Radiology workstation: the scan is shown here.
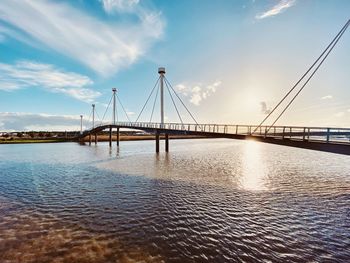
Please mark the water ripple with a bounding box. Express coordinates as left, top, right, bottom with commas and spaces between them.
0, 139, 349, 262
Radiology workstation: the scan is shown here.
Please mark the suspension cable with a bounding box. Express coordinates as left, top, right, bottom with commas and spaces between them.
266, 20, 349, 132
165, 79, 183, 124
117, 94, 132, 122
135, 76, 161, 123
100, 95, 113, 126
253, 19, 350, 133
164, 77, 201, 128
149, 79, 160, 123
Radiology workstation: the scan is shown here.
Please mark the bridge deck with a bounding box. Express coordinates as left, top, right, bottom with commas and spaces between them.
80, 122, 350, 155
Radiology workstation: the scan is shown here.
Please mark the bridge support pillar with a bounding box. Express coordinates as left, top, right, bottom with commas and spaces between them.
165, 134, 169, 152
117, 127, 120, 147
89, 134, 91, 145
155, 132, 160, 153
109, 127, 112, 147
95, 133, 97, 144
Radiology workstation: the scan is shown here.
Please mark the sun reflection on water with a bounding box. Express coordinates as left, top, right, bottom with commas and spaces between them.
240, 140, 268, 191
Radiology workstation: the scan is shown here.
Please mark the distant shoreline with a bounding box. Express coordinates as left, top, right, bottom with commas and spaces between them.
0, 135, 205, 144
0, 139, 70, 144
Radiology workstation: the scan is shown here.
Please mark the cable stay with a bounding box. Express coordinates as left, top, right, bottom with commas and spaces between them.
164, 77, 201, 129
117, 94, 131, 123
115, 97, 119, 123
100, 95, 113, 126
253, 19, 350, 134
164, 79, 183, 125
95, 110, 102, 124
133, 72, 200, 129
87, 109, 92, 128
135, 76, 161, 123
149, 80, 160, 123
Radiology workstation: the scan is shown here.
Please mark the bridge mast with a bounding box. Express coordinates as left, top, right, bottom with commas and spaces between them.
80, 115, 83, 134
92, 104, 95, 128
158, 67, 165, 126
112, 88, 117, 125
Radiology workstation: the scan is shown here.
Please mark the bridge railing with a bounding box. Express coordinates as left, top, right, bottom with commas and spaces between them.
261, 126, 350, 144
92, 122, 350, 145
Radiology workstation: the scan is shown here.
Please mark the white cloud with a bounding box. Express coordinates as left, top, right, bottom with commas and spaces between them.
321, 95, 333, 100
256, 0, 296, 19
0, 0, 164, 76
192, 86, 201, 93
100, 0, 140, 13
176, 81, 221, 106
260, 101, 271, 114
190, 93, 202, 106
176, 84, 186, 91
0, 112, 90, 131
334, 112, 345, 118
0, 60, 100, 102
98, 103, 110, 108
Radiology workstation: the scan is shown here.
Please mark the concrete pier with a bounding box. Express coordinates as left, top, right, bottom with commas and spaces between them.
109, 126, 112, 147
165, 134, 169, 152
117, 127, 120, 147
155, 132, 160, 153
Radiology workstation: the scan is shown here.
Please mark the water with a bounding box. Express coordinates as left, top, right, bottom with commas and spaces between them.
0, 139, 349, 262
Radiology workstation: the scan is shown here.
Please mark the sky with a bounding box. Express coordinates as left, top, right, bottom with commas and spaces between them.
0, 0, 349, 131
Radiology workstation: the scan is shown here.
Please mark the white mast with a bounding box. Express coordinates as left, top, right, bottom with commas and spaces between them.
92, 104, 95, 128
158, 67, 165, 126
112, 88, 117, 125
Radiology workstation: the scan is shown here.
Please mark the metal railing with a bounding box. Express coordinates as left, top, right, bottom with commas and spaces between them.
86, 122, 350, 145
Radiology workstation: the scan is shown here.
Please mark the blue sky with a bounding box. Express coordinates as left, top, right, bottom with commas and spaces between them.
0, 0, 349, 131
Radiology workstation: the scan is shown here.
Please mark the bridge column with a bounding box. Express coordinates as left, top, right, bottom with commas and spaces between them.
117, 127, 120, 147
80, 115, 83, 135
158, 67, 165, 128
109, 126, 112, 147
89, 134, 91, 145
165, 133, 169, 152
155, 131, 160, 153
95, 133, 97, 144
326, 128, 330, 142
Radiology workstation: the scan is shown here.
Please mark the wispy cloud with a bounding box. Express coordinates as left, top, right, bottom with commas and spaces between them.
260, 101, 271, 114
0, 112, 88, 131
256, 0, 296, 19
321, 95, 333, 100
176, 81, 221, 106
100, 0, 140, 13
0, 60, 100, 102
0, 0, 164, 76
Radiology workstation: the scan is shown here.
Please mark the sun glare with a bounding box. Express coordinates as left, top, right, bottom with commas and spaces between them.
240, 140, 268, 191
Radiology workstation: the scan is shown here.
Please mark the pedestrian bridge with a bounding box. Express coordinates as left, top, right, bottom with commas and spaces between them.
78, 20, 350, 155
79, 122, 350, 155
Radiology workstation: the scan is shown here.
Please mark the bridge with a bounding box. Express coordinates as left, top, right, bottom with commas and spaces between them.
78, 20, 350, 155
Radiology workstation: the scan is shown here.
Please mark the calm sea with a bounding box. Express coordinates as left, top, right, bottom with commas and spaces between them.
0, 139, 349, 262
